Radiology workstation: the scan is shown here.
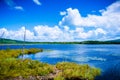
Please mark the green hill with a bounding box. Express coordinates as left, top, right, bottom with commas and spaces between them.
0, 38, 25, 44
0, 38, 120, 44
109, 39, 120, 42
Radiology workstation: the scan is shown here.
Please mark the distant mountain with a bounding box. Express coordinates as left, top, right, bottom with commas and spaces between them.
0, 38, 24, 44
108, 39, 120, 42
0, 38, 120, 44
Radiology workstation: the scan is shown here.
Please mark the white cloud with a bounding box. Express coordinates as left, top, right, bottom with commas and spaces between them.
72, 28, 93, 39
33, 0, 41, 5
59, 1, 120, 40
4, 0, 24, 11
0, 27, 34, 41
102, 1, 120, 15
33, 25, 73, 41
59, 8, 82, 26
1, 1, 120, 41
59, 1, 120, 28
60, 11, 66, 16
0, 28, 7, 38
14, 6, 24, 11
64, 26, 69, 31
0, 26, 73, 42
94, 28, 107, 36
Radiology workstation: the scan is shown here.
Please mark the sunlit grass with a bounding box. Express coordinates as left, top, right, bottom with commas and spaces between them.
0, 58, 53, 79
55, 62, 101, 80
0, 49, 101, 80
0, 48, 43, 59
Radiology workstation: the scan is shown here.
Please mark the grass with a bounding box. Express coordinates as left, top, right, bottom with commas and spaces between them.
55, 62, 101, 80
0, 59, 53, 79
0, 48, 101, 80
0, 48, 43, 59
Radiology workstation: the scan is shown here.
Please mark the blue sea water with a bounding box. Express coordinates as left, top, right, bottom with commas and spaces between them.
0, 44, 120, 79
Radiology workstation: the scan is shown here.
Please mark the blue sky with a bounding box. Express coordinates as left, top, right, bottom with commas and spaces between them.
0, 0, 120, 41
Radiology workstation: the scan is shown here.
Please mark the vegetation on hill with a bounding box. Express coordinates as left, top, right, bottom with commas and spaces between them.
0, 48, 101, 80
0, 38, 120, 44
0, 38, 24, 44
80, 41, 120, 44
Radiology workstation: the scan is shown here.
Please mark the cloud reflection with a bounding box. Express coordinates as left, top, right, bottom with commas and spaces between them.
73, 56, 106, 62
33, 50, 106, 63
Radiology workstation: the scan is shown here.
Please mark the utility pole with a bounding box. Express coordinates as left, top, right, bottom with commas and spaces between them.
22, 28, 26, 60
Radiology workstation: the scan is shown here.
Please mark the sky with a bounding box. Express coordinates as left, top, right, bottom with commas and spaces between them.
0, 0, 120, 42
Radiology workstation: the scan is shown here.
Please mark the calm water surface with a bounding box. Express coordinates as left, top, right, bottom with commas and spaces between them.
1, 44, 120, 75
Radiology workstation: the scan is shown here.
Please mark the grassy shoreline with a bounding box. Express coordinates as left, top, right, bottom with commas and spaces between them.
0, 48, 101, 80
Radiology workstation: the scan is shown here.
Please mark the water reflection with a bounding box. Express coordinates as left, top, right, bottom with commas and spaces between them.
20, 48, 108, 66
5, 44, 117, 72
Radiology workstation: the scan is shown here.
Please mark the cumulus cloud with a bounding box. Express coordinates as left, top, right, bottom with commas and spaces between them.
59, 1, 120, 28
0, 28, 7, 38
94, 28, 106, 36
0, 26, 72, 42
59, 1, 120, 40
75, 28, 93, 39
33, 25, 73, 41
1, 1, 120, 41
60, 11, 66, 16
0, 27, 34, 41
34, 25, 62, 41
33, 0, 41, 5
